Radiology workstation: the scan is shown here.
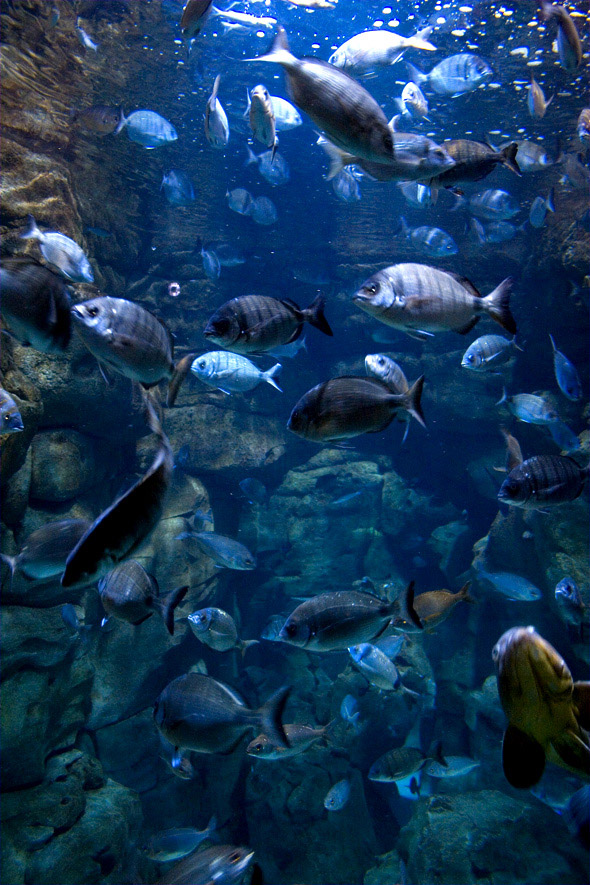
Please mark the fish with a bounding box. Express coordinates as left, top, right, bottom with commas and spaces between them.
287, 375, 425, 442
249, 85, 278, 158
239, 478, 267, 505
464, 674, 504, 733
279, 0, 336, 8
115, 110, 177, 148
0, 388, 24, 434
188, 607, 259, 654
549, 335, 582, 401
555, 577, 588, 635
469, 189, 519, 221
61, 394, 173, 587
548, 420, 581, 454
528, 76, 553, 119
278, 582, 422, 652
529, 189, 555, 228
204, 293, 332, 354
244, 92, 302, 131
406, 54, 492, 96
71, 296, 195, 406
538, 1, 583, 69
318, 131, 454, 183
250, 196, 278, 226
247, 722, 332, 760
60, 604, 93, 647
430, 140, 521, 191
397, 181, 433, 208
353, 264, 515, 338
179, 0, 214, 39
374, 635, 405, 659
163, 748, 196, 781
204, 75, 229, 148
497, 390, 559, 425
498, 455, 589, 509
226, 188, 253, 216
509, 140, 556, 172
212, 7, 277, 29
563, 786, 590, 850
1, 519, 90, 586
201, 245, 221, 281
492, 625, 590, 788
98, 560, 188, 635
324, 779, 351, 811
328, 28, 436, 75
249, 27, 396, 167
369, 742, 446, 782
364, 354, 409, 396
156, 844, 254, 885
423, 756, 480, 778
145, 819, 216, 862
20, 216, 93, 283
577, 108, 590, 147
399, 218, 458, 258
340, 695, 361, 732
177, 530, 256, 570
153, 671, 289, 754
215, 243, 246, 267
72, 105, 123, 134
348, 643, 418, 696
474, 563, 542, 602
332, 169, 361, 203
474, 221, 521, 244
399, 81, 429, 119
75, 19, 98, 51
461, 335, 520, 372
245, 147, 290, 186
261, 614, 287, 642
498, 426, 524, 473
413, 582, 473, 628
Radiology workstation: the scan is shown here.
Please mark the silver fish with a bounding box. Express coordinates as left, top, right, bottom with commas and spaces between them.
269, 95, 301, 130
364, 354, 411, 440
0, 388, 24, 434
332, 168, 361, 203
188, 607, 258, 654
191, 351, 282, 394
527, 76, 553, 119
549, 335, 582, 400
1, 519, 90, 585
329, 28, 436, 75
423, 756, 480, 778
324, 778, 351, 811
249, 84, 277, 157
98, 560, 187, 635
201, 245, 221, 281
75, 19, 99, 51
226, 188, 253, 216
205, 75, 229, 148
348, 643, 415, 694
250, 196, 278, 226
469, 189, 519, 221
474, 562, 542, 602
247, 722, 331, 760
399, 218, 457, 258
177, 530, 256, 570
461, 335, 519, 372
115, 110, 177, 148
145, 818, 216, 863
539, 1, 582, 70
20, 216, 93, 283
340, 695, 361, 732
161, 170, 195, 206
397, 181, 433, 208
245, 147, 290, 186
509, 140, 555, 173
399, 81, 429, 119
555, 577, 587, 633
497, 390, 559, 425
407, 54, 492, 96
529, 189, 555, 228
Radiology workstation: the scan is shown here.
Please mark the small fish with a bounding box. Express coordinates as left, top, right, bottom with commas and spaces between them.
201, 245, 220, 281
529, 189, 555, 229
577, 108, 590, 148
548, 420, 581, 453
244, 92, 302, 131
499, 426, 524, 472
156, 845, 254, 885
226, 188, 253, 216
1, 519, 90, 586
165, 749, 196, 781
340, 695, 361, 732
245, 147, 290, 186
153, 671, 289, 753
145, 818, 217, 862
497, 390, 559, 425
161, 170, 195, 206
332, 169, 361, 203
475, 562, 542, 602
180, 0, 214, 39
250, 196, 278, 226
364, 355, 408, 397
60, 604, 93, 647
498, 454, 589, 510
423, 756, 480, 778
471, 220, 521, 245
0, 388, 24, 434
399, 81, 429, 119
348, 643, 418, 696
461, 335, 520, 372
215, 243, 246, 267
469, 190, 519, 221
527, 76, 553, 119
549, 335, 582, 401
205, 75, 229, 149
188, 607, 258, 654
72, 105, 123, 134
369, 742, 446, 782
329, 28, 436, 75
539, 1, 583, 69
20, 215, 93, 283
261, 614, 286, 642
177, 530, 256, 570
399, 218, 458, 258
75, 19, 99, 51
249, 85, 278, 158
555, 577, 587, 634
247, 722, 332, 760
115, 110, 177, 149
413, 582, 473, 628
374, 635, 405, 659
98, 561, 188, 635
563, 786, 590, 849
84, 226, 112, 238
191, 351, 281, 394
212, 7, 277, 29
406, 54, 492, 96
239, 478, 267, 505
279, 0, 336, 8
324, 779, 351, 811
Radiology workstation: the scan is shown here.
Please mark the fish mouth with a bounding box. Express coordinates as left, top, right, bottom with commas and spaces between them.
352, 292, 368, 303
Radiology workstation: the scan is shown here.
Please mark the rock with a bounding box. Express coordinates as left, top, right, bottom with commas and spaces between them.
428, 519, 471, 580
29, 429, 105, 502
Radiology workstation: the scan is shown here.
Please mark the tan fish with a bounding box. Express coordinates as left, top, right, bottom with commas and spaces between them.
496, 426, 523, 473
527, 76, 553, 119
249, 84, 278, 159
493, 626, 590, 787
247, 722, 333, 759
413, 582, 474, 630
72, 105, 123, 134
369, 742, 446, 782
99, 560, 188, 635
538, 1, 583, 69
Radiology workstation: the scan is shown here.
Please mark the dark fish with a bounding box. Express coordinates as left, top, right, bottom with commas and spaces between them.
563, 786, 590, 849
204, 293, 332, 354
145, 818, 216, 862
539, 1, 583, 69
180, 0, 214, 38
61, 394, 173, 587
431, 140, 521, 191
98, 560, 187, 635
156, 845, 254, 885
278, 582, 422, 652
72, 105, 123, 135
287, 375, 425, 442
153, 672, 290, 753
319, 130, 454, 183
0, 257, 72, 352
250, 27, 396, 166
1, 519, 91, 586
239, 478, 267, 505
177, 531, 256, 570
498, 455, 588, 510
71, 296, 195, 406
369, 742, 446, 782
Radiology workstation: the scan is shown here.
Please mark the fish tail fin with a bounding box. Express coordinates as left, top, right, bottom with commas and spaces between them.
0, 554, 17, 592
430, 740, 447, 767
401, 418, 410, 445
414, 24, 435, 45
114, 108, 127, 134
271, 135, 278, 163
402, 375, 426, 429
168, 352, 197, 407
245, 145, 257, 165
500, 142, 521, 176
323, 718, 339, 743
248, 25, 294, 66
160, 584, 189, 636
304, 294, 333, 336
496, 387, 508, 407
263, 363, 282, 392
537, 0, 554, 22
243, 88, 251, 119
405, 61, 427, 86
399, 215, 410, 238
238, 638, 260, 658
258, 685, 291, 748
546, 187, 555, 213
549, 333, 557, 353
211, 74, 221, 102
317, 135, 348, 180
458, 581, 476, 603
395, 580, 423, 631
408, 32, 436, 52
482, 277, 516, 335
204, 815, 217, 841
21, 214, 42, 240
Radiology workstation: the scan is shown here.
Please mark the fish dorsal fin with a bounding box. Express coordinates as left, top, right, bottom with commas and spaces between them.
445, 271, 481, 298
214, 679, 248, 708
552, 731, 590, 777
281, 297, 302, 313
502, 724, 545, 788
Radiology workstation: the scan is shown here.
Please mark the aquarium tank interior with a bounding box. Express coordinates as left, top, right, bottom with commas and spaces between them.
1, 0, 589, 883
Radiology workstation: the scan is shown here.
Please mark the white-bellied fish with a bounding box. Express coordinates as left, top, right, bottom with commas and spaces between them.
474, 562, 542, 602
188, 607, 258, 654
497, 390, 559, 425
498, 455, 589, 509
249, 85, 278, 158
0, 388, 24, 434
324, 778, 350, 811
245, 147, 290, 186
399, 218, 458, 258
399, 81, 429, 119
205, 75, 229, 148
1, 519, 91, 586
340, 694, 361, 732
144, 818, 216, 863
348, 643, 418, 696
191, 351, 281, 394
461, 335, 520, 372
75, 19, 99, 51
529, 189, 555, 228
469, 190, 519, 221
201, 244, 220, 281
528, 76, 553, 119
176, 530, 256, 570
226, 188, 253, 216
98, 560, 188, 635
161, 170, 195, 206
549, 335, 582, 400
247, 721, 333, 760
397, 181, 433, 208
406, 53, 492, 96
115, 110, 177, 148
328, 28, 436, 75
20, 216, 93, 283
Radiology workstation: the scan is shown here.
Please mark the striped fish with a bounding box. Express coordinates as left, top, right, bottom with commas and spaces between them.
498, 455, 589, 509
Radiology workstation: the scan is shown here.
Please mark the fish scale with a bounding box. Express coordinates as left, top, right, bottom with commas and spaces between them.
499, 455, 589, 509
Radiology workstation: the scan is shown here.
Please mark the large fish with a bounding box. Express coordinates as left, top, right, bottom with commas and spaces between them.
1, 519, 91, 586
498, 455, 588, 510
407, 53, 492, 96
430, 140, 520, 191
493, 626, 590, 787
278, 583, 423, 652
180, 0, 215, 39
0, 257, 71, 352
98, 560, 188, 635
156, 845, 254, 885
249, 27, 396, 166
61, 394, 173, 587
353, 264, 515, 338
318, 131, 454, 183
287, 375, 425, 442
71, 296, 195, 406
153, 672, 290, 753
20, 216, 94, 283
328, 28, 436, 75
204, 293, 332, 354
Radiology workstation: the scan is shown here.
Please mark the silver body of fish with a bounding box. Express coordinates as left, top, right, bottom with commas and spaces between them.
115, 110, 177, 148
0, 387, 24, 434
461, 335, 519, 372
328, 28, 436, 75
191, 351, 282, 393
205, 75, 229, 148
179, 530, 257, 570
20, 216, 93, 283
249, 84, 278, 155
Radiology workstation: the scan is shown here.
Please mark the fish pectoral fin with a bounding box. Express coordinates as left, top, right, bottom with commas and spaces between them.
502, 724, 545, 788
131, 613, 153, 626
97, 362, 116, 387
572, 681, 590, 729
405, 329, 434, 341
454, 318, 479, 335
215, 368, 241, 381
111, 333, 137, 349
552, 731, 590, 778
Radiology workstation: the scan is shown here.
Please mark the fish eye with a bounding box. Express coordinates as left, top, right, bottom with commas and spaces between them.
365, 282, 379, 295
492, 645, 500, 662
198, 360, 206, 369
466, 354, 475, 364
502, 479, 519, 497
284, 622, 298, 637
229, 852, 242, 864
251, 742, 264, 754
87, 306, 99, 317
377, 356, 386, 366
